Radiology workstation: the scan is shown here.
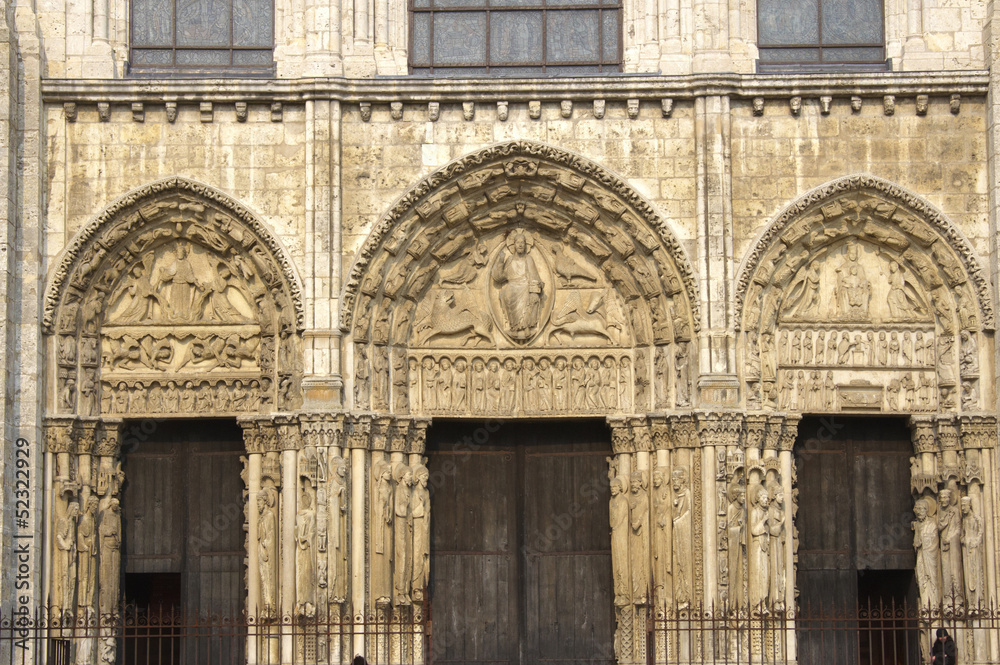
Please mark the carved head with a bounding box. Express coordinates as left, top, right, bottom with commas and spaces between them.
393, 463, 413, 486
455, 359, 467, 372
538, 358, 550, 370
522, 358, 534, 371
555, 358, 567, 370
473, 358, 485, 371
589, 358, 600, 369
961, 496, 972, 514
939, 488, 953, 507
754, 485, 769, 507
572, 357, 584, 369
414, 465, 429, 487
503, 358, 515, 370
652, 468, 664, 488
671, 468, 688, 491
488, 359, 500, 371
422, 357, 434, 370
610, 477, 625, 496
630, 471, 645, 493
440, 358, 452, 371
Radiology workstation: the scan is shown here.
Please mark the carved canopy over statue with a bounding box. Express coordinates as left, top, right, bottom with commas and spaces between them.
737, 176, 993, 414
44, 178, 306, 417
342, 141, 700, 417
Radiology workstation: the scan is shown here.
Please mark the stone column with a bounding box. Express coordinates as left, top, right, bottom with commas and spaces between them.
910, 416, 942, 611
346, 416, 371, 658
607, 418, 638, 665
44, 418, 76, 623
960, 415, 996, 663
240, 419, 264, 665
94, 421, 123, 665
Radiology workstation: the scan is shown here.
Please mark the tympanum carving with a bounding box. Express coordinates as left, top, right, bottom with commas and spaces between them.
344, 142, 698, 417
740, 181, 991, 415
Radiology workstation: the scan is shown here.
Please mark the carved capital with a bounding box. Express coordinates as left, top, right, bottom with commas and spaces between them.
743, 413, 768, 451
667, 414, 698, 448
74, 420, 99, 455
408, 419, 430, 454
649, 417, 672, 451
696, 412, 742, 447
276, 418, 302, 451
44, 418, 76, 454
629, 418, 652, 453
910, 416, 938, 454
960, 415, 997, 450
95, 421, 123, 457
240, 419, 266, 454
346, 416, 372, 449
370, 417, 391, 452
763, 416, 785, 452
609, 418, 634, 454
936, 416, 959, 451
778, 415, 801, 452
389, 420, 411, 453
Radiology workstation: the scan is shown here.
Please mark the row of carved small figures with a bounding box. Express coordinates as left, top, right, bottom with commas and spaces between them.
405, 355, 634, 413
100, 378, 274, 414
769, 329, 939, 369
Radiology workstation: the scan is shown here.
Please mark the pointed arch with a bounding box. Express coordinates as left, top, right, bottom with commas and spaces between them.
44, 177, 305, 417
736, 175, 993, 332
735, 175, 993, 414
340, 140, 701, 417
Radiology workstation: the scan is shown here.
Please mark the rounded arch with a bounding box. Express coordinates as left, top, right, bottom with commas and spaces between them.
735, 175, 993, 414
735, 175, 993, 332
340, 140, 701, 417
45, 177, 306, 418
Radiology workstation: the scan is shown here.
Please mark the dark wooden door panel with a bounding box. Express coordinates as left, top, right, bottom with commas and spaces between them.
429, 421, 613, 665
122, 420, 245, 617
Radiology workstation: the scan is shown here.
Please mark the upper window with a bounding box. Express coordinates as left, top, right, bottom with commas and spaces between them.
410, 0, 621, 76
757, 0, 885, 68
130, 0, 274, 76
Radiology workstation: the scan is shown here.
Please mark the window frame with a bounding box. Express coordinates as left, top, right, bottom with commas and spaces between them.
128, 0, 275, 78
756, 0, 888, 70
408, 0, 623, 76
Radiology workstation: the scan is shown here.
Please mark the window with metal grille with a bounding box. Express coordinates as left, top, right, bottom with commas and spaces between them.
130, 0, 274, 76
757, 0, 886, 69
409, 0, 622, 76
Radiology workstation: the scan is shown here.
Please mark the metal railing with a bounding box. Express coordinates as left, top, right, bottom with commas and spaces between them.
2, 600, 997, 665
0, 605, 428, 665
647, 598, 999, 665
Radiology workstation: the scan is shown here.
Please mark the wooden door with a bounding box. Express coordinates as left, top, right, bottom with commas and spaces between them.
122, 419, 245, 617
794, 417, 916, 665
429, 421, 614, 665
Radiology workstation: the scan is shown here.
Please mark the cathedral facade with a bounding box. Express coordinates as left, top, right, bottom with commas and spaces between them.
2, 0, 1000, 662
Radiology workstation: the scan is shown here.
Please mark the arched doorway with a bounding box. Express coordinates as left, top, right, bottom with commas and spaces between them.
42, 177, 304, 630
342, 140, 700, 664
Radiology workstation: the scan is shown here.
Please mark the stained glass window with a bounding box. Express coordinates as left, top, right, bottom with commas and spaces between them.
410, 0, 621, 75
130, 0, 274, 75
757, 0, 885, 67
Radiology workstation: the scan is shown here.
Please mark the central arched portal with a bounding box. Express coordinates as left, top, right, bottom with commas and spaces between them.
343, 141, 701, 665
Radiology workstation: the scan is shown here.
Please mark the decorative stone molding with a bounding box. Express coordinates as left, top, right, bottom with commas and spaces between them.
960, 415, 997, 449
696, 412, 742, 447
341, 141, 699, 419
736, 176, 993, 332
910, 416, 938, 454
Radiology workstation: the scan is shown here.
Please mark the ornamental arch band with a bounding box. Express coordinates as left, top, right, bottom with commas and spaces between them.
34, 139, 1000, 665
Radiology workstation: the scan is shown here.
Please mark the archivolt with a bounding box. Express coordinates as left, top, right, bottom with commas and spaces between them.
43, 177, 305, 334
340, 140, 700, 338
735, 175, 994, 332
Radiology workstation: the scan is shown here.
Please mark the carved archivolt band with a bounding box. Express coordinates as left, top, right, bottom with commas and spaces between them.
735, 175, 993, 331
45, 178, 306, 417
340, 140, 700, 336
737, 178, 991, 414
44, 177, 305, 332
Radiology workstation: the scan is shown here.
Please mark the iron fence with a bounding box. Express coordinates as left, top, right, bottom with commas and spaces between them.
648, 599, 1000, 665
0, 605, 428, 665
1, 600, 998, 665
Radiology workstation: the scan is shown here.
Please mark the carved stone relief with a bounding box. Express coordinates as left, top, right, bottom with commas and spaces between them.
343, 142, 698, 418
45, 181, 304, 420
740, 184, 991, 415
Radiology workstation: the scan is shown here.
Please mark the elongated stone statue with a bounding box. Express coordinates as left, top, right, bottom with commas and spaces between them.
671, 468, 692, 609
411, 465, 430, 601
610, 476, 631, 606
628, 471, 650, 605
393, 464, 414, 606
